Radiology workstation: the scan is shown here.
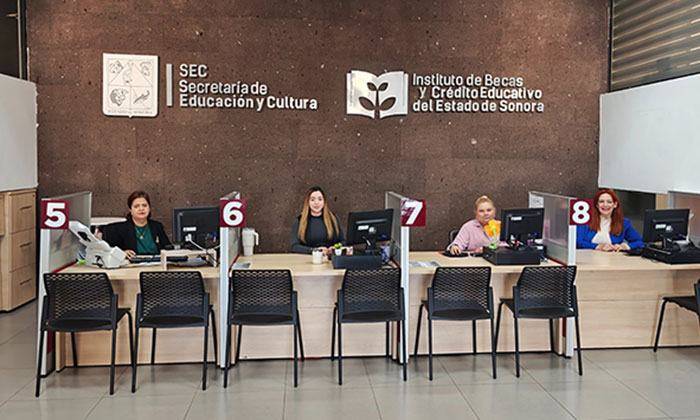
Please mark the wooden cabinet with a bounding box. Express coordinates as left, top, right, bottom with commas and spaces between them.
0, 189, 36, 311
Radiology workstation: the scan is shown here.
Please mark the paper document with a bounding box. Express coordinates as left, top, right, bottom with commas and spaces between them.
233, 262, 251, 269
409, 261, 441, 268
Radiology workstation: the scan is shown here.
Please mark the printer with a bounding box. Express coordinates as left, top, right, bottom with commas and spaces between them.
69, 221, 127, 269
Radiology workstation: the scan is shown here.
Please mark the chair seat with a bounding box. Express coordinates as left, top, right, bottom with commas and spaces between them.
46, 307, 131, 331
432, 308, 490, 320
231, 314, 294, 325
665, 296, 698, 313
501, 298, 574, 318
341, 310, 402, 323
140, 315, 205, 328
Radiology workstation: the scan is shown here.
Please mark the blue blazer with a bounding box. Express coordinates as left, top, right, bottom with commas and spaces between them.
576, 218, 644, 250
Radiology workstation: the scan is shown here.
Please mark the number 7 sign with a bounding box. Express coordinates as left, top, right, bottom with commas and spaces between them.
401, 199, 426, 227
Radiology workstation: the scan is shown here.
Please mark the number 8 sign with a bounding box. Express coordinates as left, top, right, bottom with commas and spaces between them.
220, 199, 246, 228
569, 199, 593, 226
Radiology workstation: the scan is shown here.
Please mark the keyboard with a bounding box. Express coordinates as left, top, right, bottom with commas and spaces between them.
129, 255, 188, 264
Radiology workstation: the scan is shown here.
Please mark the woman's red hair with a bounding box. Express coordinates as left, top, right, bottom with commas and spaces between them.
589, 189, 624, 235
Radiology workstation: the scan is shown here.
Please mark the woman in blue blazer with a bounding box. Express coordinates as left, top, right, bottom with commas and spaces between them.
577, 189, 644, 251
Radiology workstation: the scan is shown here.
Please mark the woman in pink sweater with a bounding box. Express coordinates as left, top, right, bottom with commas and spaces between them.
447, 195, 499, 255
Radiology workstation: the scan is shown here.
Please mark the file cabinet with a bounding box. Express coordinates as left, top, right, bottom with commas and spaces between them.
0, 189, 36, 311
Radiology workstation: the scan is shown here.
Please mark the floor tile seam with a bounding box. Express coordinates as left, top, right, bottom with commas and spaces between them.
80, 395, 104, 420
282, 358, 289, 420
526, 368, 580, 420
180, 390, 199, 420
437, 356, 483, 420
362, 356, 388, 420
612, 373, 675, 419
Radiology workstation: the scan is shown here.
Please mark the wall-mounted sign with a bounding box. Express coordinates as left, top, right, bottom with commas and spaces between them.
103, 53, 158, 117
346, 71, 408, 119
346, 69, 545, 118
220, 199, 246, 228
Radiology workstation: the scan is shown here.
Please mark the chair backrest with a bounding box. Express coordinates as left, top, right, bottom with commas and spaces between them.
139, 271, 205, 318
449, 229, 459, 244
695, 279, 700, 312
341, 268, 401, 314
230, 269, 293, 316
43, 272, 114, 324
431, 266, 491, 312
516, 266, 577, 310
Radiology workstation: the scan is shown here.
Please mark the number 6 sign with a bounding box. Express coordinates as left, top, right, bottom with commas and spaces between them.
569, 199, 593, 225
40, 200, 70, 229
401, 199, 426, 227
220, 199, 246, 228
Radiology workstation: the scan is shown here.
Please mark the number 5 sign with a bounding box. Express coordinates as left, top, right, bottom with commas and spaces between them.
401, 199, 426, 227
570, 199, 593, 225
220, 199, 246, 228
40, 200, 70, 229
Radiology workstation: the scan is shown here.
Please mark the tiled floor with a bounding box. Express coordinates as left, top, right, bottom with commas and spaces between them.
2, 302, 700, 420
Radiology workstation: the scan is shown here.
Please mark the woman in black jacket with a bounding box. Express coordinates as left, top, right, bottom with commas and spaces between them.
104, 190, 171, 258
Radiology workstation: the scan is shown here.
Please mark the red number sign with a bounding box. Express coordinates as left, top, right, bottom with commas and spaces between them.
41, 200, 70, 229
220, 199, 246, 228
401, 199, 426, 227
570, 199, 593, 225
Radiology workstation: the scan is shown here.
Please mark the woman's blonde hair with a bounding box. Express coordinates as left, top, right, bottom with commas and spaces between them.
474, 195, 495, 211
298, 186, 340, 243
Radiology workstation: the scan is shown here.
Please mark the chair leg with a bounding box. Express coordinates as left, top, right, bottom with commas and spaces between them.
653, 300, 669, 352
293, 322, 299, 388
131, 325, 140, 393
514, 314, 520, 378
70, 332, 78, 368
574, 314, 583, 376
402, 319, 407, 382
210, 308, 218, 365
126, 312, 134, 368
494, 301, 504, 351
428, 314, 434, 381
202, 324, 208, 391
150, 328, 157, 365
490, 315, 497, 380
386, 321, 391, 358
414, 303, 424, 357
235, 326, 243, 365
109, 327, 117, 395
549, 319, 555, 353
35, 330, 45, 397
297, 310, 305, 362
330, 306, 337, 361
472, 320, 477, 355
337, 318, 343, 385
224, 324, 231, 388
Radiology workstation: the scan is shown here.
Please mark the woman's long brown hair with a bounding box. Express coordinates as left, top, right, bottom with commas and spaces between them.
297, 186, 340, 243
589, 189, 624, 236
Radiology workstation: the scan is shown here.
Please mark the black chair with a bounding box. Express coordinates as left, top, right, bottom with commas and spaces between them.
495, 266, 582, 377
449, 229, 459, 245
413, 266, 496, 380
36, 273, 134, 397
224, 269, 304, 388
132, 271, 214, 392
653, 279, 700, 352
331, 268, 406, 385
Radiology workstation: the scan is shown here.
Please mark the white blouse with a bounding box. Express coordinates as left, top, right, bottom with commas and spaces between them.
591, 217, 612, 244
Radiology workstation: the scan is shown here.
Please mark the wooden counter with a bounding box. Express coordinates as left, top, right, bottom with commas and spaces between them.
56, 264, 220, 369
57, 250, 700, 367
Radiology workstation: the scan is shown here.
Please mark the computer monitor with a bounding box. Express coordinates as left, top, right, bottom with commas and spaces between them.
346, 209, 394, 252
642, 209, 689, 244
172, 206, 219, 248
499, 208, 544, 249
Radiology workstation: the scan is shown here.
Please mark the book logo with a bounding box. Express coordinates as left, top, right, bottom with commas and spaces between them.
346, 70, 408, 119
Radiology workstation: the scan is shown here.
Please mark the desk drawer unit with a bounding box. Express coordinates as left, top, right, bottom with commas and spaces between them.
9, 191, 35, 234
0, 188, 37, 311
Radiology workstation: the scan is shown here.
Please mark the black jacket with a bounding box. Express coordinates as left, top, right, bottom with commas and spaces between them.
103, 219, 171, 254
